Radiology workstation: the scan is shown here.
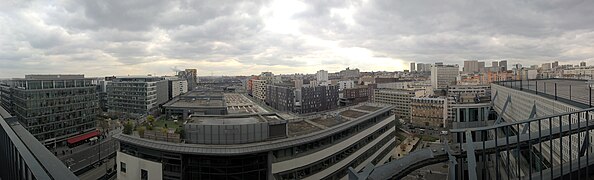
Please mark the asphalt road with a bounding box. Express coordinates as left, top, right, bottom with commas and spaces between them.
60, 137, 118, 173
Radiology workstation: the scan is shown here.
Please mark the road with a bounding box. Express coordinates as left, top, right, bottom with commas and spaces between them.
59, 129, 120, 174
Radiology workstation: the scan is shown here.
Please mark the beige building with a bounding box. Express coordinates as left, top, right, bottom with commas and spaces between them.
252, 80, 267, 101
373, 88, 426, 121
410, 97, 448, 128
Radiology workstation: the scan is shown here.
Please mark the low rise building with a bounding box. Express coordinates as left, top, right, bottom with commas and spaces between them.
162, 91, 227, 120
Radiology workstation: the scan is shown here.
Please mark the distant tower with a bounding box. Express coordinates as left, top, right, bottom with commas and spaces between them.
410, 62, 416, 72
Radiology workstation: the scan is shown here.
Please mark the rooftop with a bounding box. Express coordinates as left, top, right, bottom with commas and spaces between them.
183, 91, 224, 98
113, 103, 394, 154
495, 78, 593, 109
164, 98, 225, 108
188, 113, 284, 124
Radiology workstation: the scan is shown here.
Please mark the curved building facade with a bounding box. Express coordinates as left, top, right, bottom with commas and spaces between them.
115, 103, 396, 180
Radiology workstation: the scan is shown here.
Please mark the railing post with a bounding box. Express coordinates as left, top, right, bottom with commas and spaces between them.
554, 83, 557, 100
590, 86, 592, 108
569, 85, 572, 100
534, 80, 538, 94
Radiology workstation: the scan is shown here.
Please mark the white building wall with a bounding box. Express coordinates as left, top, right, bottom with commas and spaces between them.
117, 152, 163, 180
171, 80, 188, 97
338, 80, 354, 90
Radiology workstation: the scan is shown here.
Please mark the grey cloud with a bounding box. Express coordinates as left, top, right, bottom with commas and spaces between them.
2, 0, 594, 78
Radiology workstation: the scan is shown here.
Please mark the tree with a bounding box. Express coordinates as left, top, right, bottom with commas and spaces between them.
175, 127, 185, 139
123, 121, 134, 135
147, 115, 155, 125
137, 126, 146, 137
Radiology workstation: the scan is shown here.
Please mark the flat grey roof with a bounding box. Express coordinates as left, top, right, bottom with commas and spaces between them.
189, 113, 284, 124
164, 98, 225, 108
114, 104, 394, 155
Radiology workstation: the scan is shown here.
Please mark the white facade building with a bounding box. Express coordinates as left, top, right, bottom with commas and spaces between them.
338, 80, 354, 90
316, 70, 329, 86
171, 80, 188, 98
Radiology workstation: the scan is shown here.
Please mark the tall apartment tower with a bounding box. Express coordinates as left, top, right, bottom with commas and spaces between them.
107, 76, 165, 115
410, 62, 416, 71
316, 70, 329, 86
463, 60, 479, 73
552, 61, 559, 69
1, 75, 98, 146
431, 64, 460, 90
581, 62, 587, 67
478, 61, 486, 72
491, 61, 501, 72
499, 60, 508, 71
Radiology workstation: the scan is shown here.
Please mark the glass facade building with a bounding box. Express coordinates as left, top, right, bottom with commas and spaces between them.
4, 75, 98, 146
107, 76, 164, 115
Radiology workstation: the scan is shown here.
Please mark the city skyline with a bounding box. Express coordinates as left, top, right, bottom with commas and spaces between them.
2, 0, 594, 78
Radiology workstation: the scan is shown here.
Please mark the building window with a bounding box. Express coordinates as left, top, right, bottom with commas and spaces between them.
141, 169, 148, 180
120, 162, 126, 173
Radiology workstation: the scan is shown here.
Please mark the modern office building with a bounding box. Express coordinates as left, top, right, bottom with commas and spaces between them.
581, 61, 587, 67
95, 77, 111, 112
114, 103, 396, 180
0, 75, 98, 146
373, 88, 426, 121
410, 97, 448, 128
266, 83, 339, 114
0, 106, 78, 180
410, 62, 415, 71
431, 64, 460, 90
107, 76, 165, 115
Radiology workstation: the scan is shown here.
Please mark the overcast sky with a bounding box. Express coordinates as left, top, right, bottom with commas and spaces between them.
1, 0, 594, 78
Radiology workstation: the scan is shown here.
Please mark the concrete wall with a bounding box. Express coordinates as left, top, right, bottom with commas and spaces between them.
117, 152, 163, 180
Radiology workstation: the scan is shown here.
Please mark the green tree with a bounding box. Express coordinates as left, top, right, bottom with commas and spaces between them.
137, 126, 146, 137
147, 115, 155, 125
175, 127, 185, 139
123, 121, 134, 135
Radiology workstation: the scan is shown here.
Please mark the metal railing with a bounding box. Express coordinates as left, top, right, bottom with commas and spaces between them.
451, 107, 594, 180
